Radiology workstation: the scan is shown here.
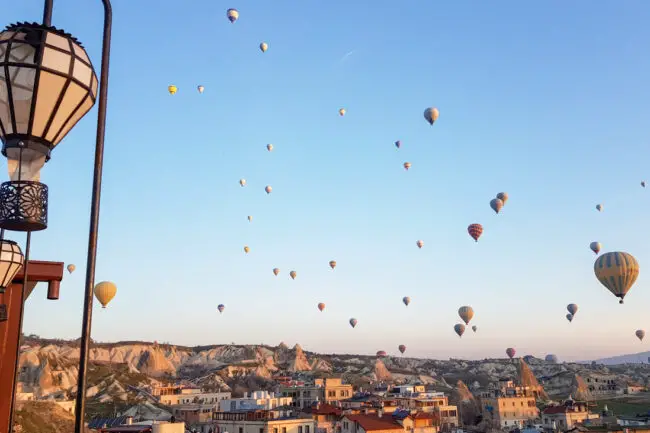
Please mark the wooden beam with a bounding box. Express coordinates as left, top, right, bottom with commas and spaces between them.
0, 260, 64, 433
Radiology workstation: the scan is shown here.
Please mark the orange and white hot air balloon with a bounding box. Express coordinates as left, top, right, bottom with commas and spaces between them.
260, 42, 268, 53
318, 303, 325, 312
265, 185, 272, 194
339, 108, 346, 116
67, 264, 76, 274
404, 162, 411, 171
94, 281, 117, 309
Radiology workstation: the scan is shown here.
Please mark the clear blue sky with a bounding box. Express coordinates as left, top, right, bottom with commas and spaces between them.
6, 0, 650, 361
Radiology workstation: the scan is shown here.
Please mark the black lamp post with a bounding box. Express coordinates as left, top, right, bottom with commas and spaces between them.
0, 1, 112, 432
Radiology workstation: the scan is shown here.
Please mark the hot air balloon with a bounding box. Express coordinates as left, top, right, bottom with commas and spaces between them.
260, 42, 268, 53
404, 162, 411, 171
472, 325, 477, 333
416, 240, 424, 249
454, 324, 466, 337
329, 260, 337, 269
217, 304, 225, 313
349, 318, 357, 328
244, 246, 250, 254
506, 348, 516, 359
567, 304, 578, 315
398, 344, 406, 354
227, 8, 239, 23
490, 198, 503, 214
497, 192, 509, 205
273, 268, 280, 276
468, 224, 483, 242
376, 350, 387, 357
168, 85, 177, 95
395, 140, 401, 149
240, 179, 246, 187
265, 185, 272, 194
545, 354, 558, 363
424, 107, 439, 125
339, 108, 346, 116
590, 242, 602, 254
290, 270, 297, 280
197, 85, 205, 94
318, 303, 325, 312
93, 281, 116, 309
566, 313, 574, 323
636, 329, 645, 341
458, 306, 474, 325
594, 252, 640, 304
267, 144, 273, 152
67, 264, 76, 274
596, 204, 603, 212
402, 296, 411, 306
248, 215, 252, 222
642, 181, 646, 188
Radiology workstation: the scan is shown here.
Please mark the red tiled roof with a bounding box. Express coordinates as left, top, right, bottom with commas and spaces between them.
309, 404, 343, 416
344, 414, 403, 431
543, 406, 569, 415
413, 412, 436, 420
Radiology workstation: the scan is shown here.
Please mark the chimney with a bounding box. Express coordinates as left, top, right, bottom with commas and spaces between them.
378, 410, 383, 418
125, 416, 133, 425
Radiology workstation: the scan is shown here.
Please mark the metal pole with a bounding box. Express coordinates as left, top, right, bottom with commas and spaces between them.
42, 0, 53, 26
73, 1, 112, 432
7, 231, 31, 432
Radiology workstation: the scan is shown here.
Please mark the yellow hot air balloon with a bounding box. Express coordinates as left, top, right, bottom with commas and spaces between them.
594, 252, 640, 304
168, 85, 177, 95
93, 281, 117, 309
458, 306, 474, 325
260, 42, 268, 53
197, 85, 205, 94
244, 246, 250, 254
240, 179, 246, 187
67, 264, 76, 274
339, 108, 346, 116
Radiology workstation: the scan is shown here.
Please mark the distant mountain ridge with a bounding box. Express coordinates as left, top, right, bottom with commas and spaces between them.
592, 351, 650, 365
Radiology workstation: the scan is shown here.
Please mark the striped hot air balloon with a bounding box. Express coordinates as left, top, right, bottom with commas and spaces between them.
506, 348, 516, 359
458, 306, 474, 325
468, 224, 483, 242
594, 252, 639, 304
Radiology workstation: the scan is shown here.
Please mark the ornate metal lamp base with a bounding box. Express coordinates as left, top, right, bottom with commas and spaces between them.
0, 181, 48, 231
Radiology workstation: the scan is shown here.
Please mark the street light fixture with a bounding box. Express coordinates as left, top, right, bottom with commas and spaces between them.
0, 1, 113, 433
0, 240, 24, 292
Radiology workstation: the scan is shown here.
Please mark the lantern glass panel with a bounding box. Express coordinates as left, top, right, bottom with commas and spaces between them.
31, 71, 66, 137
45, 82, 86, 144
7, 65, 36, 134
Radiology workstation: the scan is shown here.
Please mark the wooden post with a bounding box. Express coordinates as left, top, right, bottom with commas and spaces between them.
0, 261, 64, 433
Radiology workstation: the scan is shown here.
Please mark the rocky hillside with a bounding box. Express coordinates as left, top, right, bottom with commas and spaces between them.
17, 337, 650, 420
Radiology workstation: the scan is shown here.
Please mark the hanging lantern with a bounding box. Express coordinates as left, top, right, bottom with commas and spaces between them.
0, 239, 24, 293
0, 23, 98, 231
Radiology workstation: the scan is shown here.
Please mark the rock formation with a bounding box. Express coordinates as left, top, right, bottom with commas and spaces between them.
571, 374, 593, 401
287, 344, 312, 372
518, 358, 548, 400
374, 358, 392, 381
450, 380, 481, 425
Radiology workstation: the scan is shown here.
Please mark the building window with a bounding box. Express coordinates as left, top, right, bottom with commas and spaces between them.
260, 429, 264, 433
306, 426, 310, 433
343, 422, 349, 429
299, 427, 303, 433
283, 428, 287, 433
274, 429, 278, 433
239, 428, 243, 433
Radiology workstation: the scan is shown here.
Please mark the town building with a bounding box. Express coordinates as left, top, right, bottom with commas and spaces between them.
582, 374, 623, 396
220, 391, 294, 412
302, 402, 343, 433
478, 379, 539, 428
541, 397, 600, 430
152, 385, 231, 406
340, 411, 438, 433
212, 408, 315, 433
280, 378, 353, 409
